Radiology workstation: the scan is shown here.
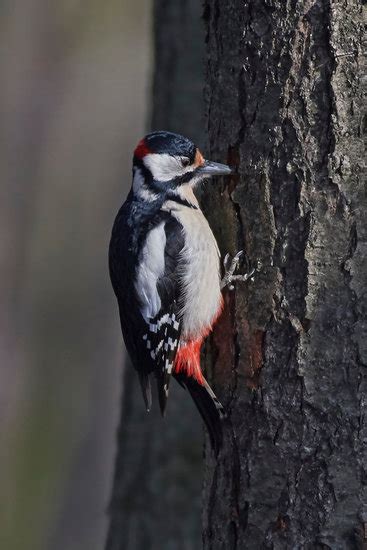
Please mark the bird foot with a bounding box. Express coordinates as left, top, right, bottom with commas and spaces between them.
220, 251, 262, 290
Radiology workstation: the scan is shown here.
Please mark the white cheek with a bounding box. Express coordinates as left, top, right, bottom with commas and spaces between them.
143, 153, 194, 182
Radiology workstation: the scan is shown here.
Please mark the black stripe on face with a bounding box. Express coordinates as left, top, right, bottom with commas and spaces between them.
132, 157, 200, 206
166, 193, 198, 210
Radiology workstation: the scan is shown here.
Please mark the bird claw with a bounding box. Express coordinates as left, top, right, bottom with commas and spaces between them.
220, 252, 262, 290
223, 253, 231, 272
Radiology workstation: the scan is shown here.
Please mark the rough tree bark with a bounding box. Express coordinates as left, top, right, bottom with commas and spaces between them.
202, 1, 366, 549
105, 2, 206, 549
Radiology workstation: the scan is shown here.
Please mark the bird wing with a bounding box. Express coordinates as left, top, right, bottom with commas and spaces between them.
134, 214, 185, 414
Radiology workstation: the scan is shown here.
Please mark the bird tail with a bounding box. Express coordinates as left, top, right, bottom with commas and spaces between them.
175, 373, 225, 456
138, 371, 152, 412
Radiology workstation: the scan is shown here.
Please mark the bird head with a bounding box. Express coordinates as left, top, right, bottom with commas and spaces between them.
132, 131, 232, 201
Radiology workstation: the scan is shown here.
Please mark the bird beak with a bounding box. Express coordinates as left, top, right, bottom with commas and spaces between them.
197, 160, 233, 177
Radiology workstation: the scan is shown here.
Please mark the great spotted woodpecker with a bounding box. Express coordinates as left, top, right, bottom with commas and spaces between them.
109, 131, 251, 454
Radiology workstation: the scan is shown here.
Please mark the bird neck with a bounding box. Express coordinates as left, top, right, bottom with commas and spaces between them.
171, 185, 199, 209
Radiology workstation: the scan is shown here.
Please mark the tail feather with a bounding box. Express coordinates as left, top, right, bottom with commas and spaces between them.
138, 372, 152, 412
156, 370, 171, 416
175, 373, 225, 455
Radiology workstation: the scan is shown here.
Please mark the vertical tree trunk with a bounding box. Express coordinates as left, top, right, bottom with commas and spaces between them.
105, 2, 206, 549
202, 1, 365, 549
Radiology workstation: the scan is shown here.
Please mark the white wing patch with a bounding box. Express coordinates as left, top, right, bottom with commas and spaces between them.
134, 222, 166, 321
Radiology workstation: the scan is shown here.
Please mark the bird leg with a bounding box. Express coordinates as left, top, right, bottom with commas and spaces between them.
220, 251, 262, 290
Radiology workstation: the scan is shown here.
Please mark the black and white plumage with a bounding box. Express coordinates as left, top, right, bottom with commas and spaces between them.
109, 131, 233, 454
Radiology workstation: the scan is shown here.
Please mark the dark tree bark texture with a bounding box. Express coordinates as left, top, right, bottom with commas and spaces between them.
105, 2, 206, 549
202, 1, 366, 549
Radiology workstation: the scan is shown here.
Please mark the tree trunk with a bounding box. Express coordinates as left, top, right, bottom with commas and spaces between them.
202, 1, 366, 549
105, 2, 206, 549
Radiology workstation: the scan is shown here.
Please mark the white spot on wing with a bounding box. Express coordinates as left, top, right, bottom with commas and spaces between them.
165, 359, 173, 374
156, 340, 164, 353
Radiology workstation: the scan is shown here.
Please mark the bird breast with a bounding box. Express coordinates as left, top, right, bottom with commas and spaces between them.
163, 200, 222, 340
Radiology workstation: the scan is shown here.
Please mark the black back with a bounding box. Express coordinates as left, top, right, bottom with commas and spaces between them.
109, 190, 185, 376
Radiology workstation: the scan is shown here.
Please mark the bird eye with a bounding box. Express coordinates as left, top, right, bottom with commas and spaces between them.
181, 157, 190, 167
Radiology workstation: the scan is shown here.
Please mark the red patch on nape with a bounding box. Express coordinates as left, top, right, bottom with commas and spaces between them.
134, 138, 151, 159
174, 338, 204, 384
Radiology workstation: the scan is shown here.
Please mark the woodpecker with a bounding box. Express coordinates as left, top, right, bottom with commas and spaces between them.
109, 131, 250, 454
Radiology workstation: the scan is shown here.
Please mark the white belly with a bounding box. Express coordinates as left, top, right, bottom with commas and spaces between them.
164, 200, 222, 339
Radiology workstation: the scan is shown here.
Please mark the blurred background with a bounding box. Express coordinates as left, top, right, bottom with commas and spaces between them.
0, 1, 152, 549
1, 0, 208, 548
